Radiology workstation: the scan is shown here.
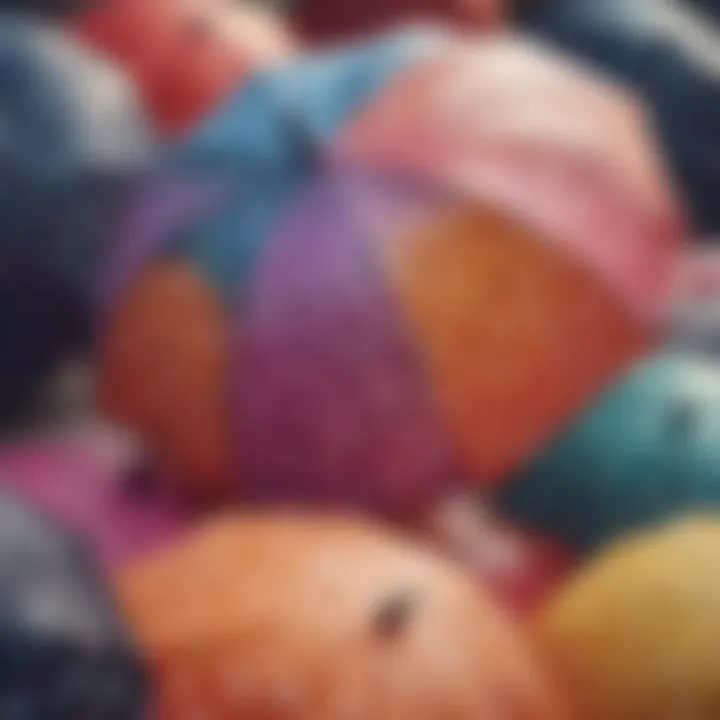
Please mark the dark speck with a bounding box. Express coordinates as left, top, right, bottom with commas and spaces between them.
665, 398, 699, 441
123, 461, 155, 497
373, 592, 414, 640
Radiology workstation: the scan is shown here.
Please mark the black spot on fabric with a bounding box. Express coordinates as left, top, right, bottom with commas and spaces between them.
373, 592, 415, 639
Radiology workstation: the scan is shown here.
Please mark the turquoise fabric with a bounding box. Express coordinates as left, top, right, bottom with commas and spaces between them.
498, 353, 720, 551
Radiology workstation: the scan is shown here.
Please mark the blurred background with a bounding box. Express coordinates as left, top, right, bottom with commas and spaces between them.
1, 1, 720, 718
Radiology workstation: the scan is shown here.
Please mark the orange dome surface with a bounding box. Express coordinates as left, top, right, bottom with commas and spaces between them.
118, 513, 565, 719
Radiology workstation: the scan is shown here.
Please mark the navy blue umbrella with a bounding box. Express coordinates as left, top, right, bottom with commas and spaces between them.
685, 0, 720, 22
0, 490, 145, 718
0, 2, 87, 18
0, 16, 155, 423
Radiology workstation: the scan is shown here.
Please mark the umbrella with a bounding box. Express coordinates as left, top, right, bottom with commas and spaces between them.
0, 488, 145, 718
0, 16, 154, 423
117, 511, 563, 719
99, 32, 680, 518
499, 352, 720, 550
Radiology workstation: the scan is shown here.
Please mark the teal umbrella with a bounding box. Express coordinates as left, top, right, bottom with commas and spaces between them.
498, 352, 720, 550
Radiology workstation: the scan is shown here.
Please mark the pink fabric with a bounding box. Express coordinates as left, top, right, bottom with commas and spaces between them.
0, 427, 571, 614
483, 529, 575, 615
334, 38, 683, 327
237, 171, 461, 516
429, 498, 574, 615
0, 427, 194, 569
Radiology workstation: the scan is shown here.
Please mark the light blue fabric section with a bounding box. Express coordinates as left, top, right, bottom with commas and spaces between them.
162, 28, 441, 300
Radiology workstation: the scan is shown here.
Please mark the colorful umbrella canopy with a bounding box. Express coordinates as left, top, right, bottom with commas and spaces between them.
118, 512, 564, 719
0, 489, 145, 718
0, 16, 154, 423
98, 32, 680, 515
535, 517, 720, 720
498, 352, 720, 551
72, 0, 296, 136
96, 28, 444, 503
